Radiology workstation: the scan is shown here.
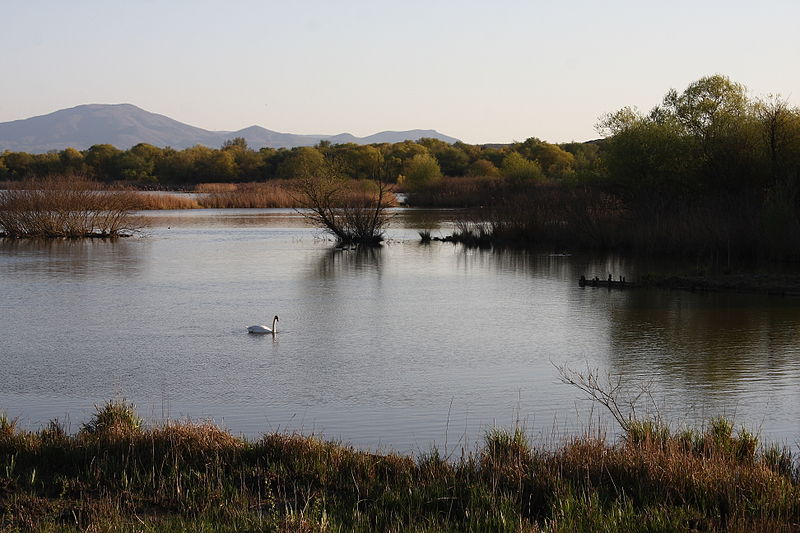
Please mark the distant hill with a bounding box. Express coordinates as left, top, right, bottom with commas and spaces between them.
0, 104, 460, 153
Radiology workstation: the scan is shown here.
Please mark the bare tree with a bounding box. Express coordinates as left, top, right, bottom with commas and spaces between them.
292, 162, 394, 247
555, 362, 656, 433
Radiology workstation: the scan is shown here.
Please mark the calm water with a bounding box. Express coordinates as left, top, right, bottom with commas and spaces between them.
2, 208, 800, 453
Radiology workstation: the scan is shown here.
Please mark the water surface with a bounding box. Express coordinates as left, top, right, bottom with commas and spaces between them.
2, 209, 799, 452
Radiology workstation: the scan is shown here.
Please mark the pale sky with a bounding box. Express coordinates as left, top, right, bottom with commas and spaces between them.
2, 0, 798, 144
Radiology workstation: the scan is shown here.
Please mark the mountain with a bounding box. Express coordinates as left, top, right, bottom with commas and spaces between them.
0, 104, 460, 153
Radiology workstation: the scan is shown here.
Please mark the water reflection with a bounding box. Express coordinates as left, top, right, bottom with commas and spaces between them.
315, 246, 384, 278
0, 237, 145, 278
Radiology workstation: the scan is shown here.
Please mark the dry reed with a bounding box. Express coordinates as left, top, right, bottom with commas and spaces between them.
130, 192, 201, 210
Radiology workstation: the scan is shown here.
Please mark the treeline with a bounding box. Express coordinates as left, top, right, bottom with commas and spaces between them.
0, 134, 602, 186
597, 75, 800, 259
415, 75, 800, 261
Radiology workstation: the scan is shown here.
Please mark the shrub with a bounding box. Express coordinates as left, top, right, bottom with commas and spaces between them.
0, 177, 144, 238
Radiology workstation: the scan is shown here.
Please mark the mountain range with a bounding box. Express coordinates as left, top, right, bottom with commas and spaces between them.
0, 104, 460, 153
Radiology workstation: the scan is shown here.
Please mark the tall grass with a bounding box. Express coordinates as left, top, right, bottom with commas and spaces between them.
0, 177, 145, 238
197, 181, 297, 208
131, 192, 201, 210
1, 400, 798, 532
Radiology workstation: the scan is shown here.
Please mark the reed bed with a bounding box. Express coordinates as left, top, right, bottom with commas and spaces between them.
1, 401, 798, 532
197, 181, 297, 208
193, 180, 398, 209
130, 192, 201, 210
0, 178, 145, 238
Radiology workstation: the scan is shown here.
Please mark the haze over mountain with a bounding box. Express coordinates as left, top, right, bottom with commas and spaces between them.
0, 104, 460, 153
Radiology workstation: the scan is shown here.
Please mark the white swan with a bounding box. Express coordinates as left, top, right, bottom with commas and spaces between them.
247, 315, 278, 334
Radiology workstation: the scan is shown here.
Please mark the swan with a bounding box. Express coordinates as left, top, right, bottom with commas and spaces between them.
247, 315, 278, 334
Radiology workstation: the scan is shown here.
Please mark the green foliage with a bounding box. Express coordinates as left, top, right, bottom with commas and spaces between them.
330, 143, 384, 180
2, 151, 35, 178
59, 147, 86, 175
595, 75, 800, 259
275, 146, 325, 180
401, 153, 443, 189
501, 151, 543, 183
84, 144, 123, 182
418, 137, 470, 176
380, 140, 430, 182
466, 158, 501, 178
514, 137, 576, 179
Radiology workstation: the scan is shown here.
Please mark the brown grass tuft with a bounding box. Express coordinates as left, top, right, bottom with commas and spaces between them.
153, 420, 244, 451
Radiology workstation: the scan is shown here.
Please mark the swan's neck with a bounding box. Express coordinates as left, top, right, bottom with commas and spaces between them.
272, 317, 278, 333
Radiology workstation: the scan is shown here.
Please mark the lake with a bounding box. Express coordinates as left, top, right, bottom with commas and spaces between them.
2, 208, 799, 453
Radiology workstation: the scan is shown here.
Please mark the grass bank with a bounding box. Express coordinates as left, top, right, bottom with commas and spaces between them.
1, 402, 798, 532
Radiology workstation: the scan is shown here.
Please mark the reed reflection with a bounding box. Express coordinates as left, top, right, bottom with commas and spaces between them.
0, 237, 145, 278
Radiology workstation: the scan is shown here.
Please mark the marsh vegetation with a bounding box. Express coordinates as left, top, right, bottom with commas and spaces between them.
1, 401, 798, 532
0, 177, 144, 238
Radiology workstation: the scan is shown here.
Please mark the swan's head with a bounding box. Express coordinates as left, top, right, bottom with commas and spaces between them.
273, 315, 279, 322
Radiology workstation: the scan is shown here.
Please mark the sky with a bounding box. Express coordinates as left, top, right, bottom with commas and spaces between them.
2, 0, 799, 144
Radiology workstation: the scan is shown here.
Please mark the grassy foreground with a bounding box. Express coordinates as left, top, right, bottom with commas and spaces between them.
1, 403, 798, 532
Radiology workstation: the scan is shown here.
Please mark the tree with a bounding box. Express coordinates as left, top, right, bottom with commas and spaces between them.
3, 151, 35, 179
501, 152, 543, 183
598, 106, 697, 205
418, 137, 470, 176
466, 159, 501, 178
381, 141, 429, 181
221, 137, 248, 151
515, 138, 576, 179
330, 143, 384, 180
754, 96, 800, 186
293, 162, 393, 246
275, 147, 325, 180
60, 148, 87, 175
84, 144, 123, 182
401, 154, 442, 189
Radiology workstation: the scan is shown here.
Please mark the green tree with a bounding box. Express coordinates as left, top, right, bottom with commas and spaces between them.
466, 159, 501, 178
515, 138, 576, 179
401, 153, 442, 189
330, 144, 384, 180
30, 152, 61, 176
418, 138, 470, 176
501, 152, 543, 183
84, 144, 123, 181
561, 142, 603, 181
275, 146, 325, 180
221, 137, 248, 151
3, 151, 35, 179
190, 146, 237, 182
656, 74, 759, 191
599, 107, 697, 207
221, 137, 265, 180
60, 148, 87, 175
381, 141, 429, 182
